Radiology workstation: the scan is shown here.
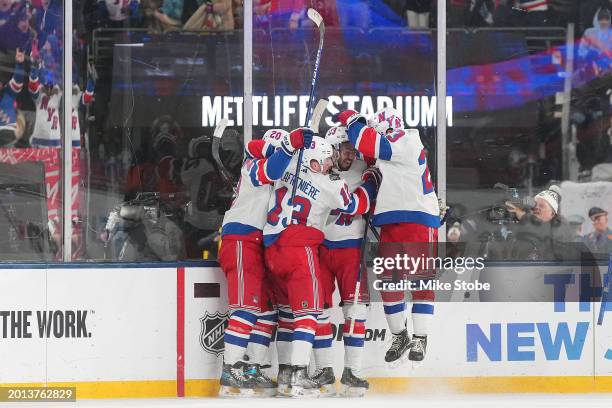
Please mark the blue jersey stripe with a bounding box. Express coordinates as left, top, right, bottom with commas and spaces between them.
373, 210, 441, 228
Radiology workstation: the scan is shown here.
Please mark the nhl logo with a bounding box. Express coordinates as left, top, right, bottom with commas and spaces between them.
199, 311, 229, 356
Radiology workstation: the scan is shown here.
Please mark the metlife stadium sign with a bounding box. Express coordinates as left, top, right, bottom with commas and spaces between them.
200, 95, 454, 128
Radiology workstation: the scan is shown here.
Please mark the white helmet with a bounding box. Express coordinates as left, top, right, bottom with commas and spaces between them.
262, 129, 289, 148
302, 136, 334, 170
325, 125, 349, 148
369, 107, 404, 134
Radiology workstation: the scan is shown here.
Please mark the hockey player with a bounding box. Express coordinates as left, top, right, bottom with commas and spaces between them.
312, 126, 378, 397
218, 127, 310, 397
263, 136, 378, 397
333, 107, 440, 366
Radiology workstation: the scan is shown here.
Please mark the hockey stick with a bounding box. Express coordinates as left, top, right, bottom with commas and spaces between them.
349, 213, 371, 336
310, 98, 328, 135
289, 8, 324, 225
211, 118, 235, 191
597, 252, 612, 326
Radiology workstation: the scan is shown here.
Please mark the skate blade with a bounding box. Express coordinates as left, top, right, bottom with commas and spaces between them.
276, 384, 292, 398
339, 384, 367, 398
289, 386, 321, 398
388, 351, 411, 369
318, 383, 336, 397
253, 387, 277, 397
219, 386, 255, 398
410, 359, 424, 369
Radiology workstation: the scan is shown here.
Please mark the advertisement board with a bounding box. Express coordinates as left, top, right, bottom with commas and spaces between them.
0, 263, 610, 397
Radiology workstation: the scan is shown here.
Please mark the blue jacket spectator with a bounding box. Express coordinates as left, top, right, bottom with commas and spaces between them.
0, 5, 32, 53
0, 50, 25, 127
33, 0, 62, 46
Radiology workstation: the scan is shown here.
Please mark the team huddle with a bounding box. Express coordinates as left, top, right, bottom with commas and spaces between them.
218, 107, 440, 398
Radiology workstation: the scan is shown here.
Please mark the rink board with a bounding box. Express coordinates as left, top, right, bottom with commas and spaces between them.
0, 263, 610, 398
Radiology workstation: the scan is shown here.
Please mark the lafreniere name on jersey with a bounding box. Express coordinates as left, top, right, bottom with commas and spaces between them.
281, 171, 321, 200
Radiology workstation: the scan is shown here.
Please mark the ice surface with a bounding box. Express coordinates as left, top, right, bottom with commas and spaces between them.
8, 394, 611, 408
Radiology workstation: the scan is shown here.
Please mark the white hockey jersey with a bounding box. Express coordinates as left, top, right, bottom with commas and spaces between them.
322, 158, 368, 248
263, 155, 373, 247
71, 82, 94, 147
222, 140, 293, 241
347, 122, 440, 228
30, 86, 62, 148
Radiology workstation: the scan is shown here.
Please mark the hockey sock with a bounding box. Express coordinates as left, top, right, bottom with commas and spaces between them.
276, 307, 294, 365
383, 301, 407, 334
223, 309, 258, 365
342, 304, 367, 371
246, 310, 278, 365
291, 313, 318, 366
411, 302, 434, 336
313, 310, 333, 370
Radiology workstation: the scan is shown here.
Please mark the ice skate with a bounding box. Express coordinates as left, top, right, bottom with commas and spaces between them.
276, 364, 293, 397
288, 365, 321, 398
244, 363, 277, 397
339, 367, 369, 397
409, 335, 427, 365
312, 366, 336, 397
385, 329, 411, 367
219, 362, 255, 398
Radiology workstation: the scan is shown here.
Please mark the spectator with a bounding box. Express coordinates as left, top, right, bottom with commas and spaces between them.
514, 0, 551, 27
567, 214, 585, 241
405, 0, 431, 29
467, 0, 494, 27
141, 0, 164, 31
32, 0, 62, 46
335, 0, 368, 30
232, 0, 242, 28
0, 48, 24, 146
0, 0, 15, 28
504, 185, 578, 260
97, 0, 142, 28
549, 0, 578, 27
183, 0, 233, 30
584, 206, 612, 254
492, 0, 516, 26
40, 33, 60, 79
286, 0, 339, 29
578, 8, 612, 77
448, 0, 470, 27
0, 4, 33, 53
579, 0, 612, 34
152, 0, 184, 29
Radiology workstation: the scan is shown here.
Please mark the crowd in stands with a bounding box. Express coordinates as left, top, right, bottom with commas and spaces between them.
379, 0, 612, 31
78, 0, 242, 33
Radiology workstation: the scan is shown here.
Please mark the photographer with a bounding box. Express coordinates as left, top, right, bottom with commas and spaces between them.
504, 186, 578, 261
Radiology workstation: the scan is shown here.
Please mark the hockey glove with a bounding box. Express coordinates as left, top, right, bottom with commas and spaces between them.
362, 166, 382, 190
438, 198, 451, 225
283, 127, 314, 153
332, 109, 367, 127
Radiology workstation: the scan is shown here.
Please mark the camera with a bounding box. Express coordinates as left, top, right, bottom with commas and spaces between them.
486, 183, 535, 224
